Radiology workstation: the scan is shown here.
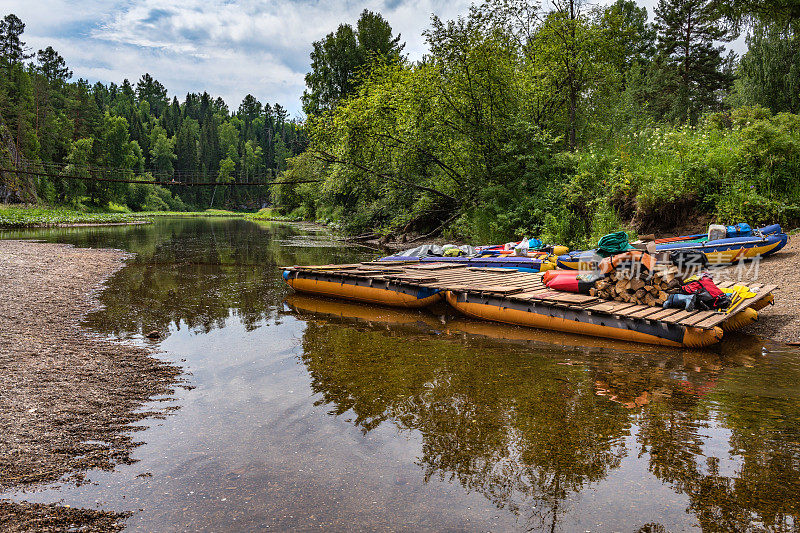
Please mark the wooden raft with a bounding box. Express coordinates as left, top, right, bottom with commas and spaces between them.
284, 261, 777, 331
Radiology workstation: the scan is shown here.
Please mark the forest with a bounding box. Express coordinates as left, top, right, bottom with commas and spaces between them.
2, 0, 800, 246
0, 13, 306, 211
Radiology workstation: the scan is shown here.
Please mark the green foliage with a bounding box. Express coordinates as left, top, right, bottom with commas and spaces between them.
149, 125, 176, 175
244, 207, 303, 222
734, 24, 800, 113
126, 176, 186, 212
60, 137, 92, 204
35, 46, 71, 82
0, 205, 148, 227
651, 0, 733, 124
302, 9, 404, 116
0, 14, 30, 63
574, 108, 800, 233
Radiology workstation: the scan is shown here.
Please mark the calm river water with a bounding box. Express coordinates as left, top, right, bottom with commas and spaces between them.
3, 217, 800, 532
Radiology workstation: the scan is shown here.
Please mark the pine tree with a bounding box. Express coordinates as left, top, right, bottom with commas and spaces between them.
36, 46, 72, 82
135, 73, 168, 117
653, 0, 733, 123
0, 14, 31, 64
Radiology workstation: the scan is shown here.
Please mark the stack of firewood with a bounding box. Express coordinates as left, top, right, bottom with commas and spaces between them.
589, 266, 682, 306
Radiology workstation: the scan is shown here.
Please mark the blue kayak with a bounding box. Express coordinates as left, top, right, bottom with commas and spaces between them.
557, 224, 788, 269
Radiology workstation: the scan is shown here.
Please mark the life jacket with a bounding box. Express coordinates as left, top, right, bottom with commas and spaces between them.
598, 250, 657, 274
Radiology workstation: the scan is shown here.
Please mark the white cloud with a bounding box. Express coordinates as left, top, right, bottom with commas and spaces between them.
4, 0, 746, 116
3, 0, 473, 115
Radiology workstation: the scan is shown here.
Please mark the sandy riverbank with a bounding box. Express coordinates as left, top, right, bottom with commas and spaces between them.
0, 240, 182, 532
715, 236, 800, 344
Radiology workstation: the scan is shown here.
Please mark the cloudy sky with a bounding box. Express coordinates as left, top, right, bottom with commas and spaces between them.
4, 0, 744, 117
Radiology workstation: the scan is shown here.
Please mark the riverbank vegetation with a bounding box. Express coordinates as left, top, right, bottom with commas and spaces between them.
2, 1, 800, 245
274, 0, 800, 247
0, 205, 147, 227
0, 205, 251, 227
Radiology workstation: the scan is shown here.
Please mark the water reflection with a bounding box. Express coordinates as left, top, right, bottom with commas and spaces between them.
292, 295, 800, 532
3, 218, 799, 531
3, 217, 369, 339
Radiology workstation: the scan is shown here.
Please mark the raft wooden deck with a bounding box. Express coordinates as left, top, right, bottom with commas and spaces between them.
284, 261, 774, 330
283, 261, 776, 347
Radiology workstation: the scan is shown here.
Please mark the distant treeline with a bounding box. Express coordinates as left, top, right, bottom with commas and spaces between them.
0, 13, 305, 210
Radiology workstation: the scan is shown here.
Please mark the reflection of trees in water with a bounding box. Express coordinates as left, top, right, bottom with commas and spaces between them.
300, 322, 631, 531
83, 218, 367, 338
298, 313, 800, 531
577, 341, 800, 531
634, 358, 800, 532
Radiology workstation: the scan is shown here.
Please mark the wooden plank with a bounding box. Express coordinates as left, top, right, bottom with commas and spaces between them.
506, 281, 546, 290
447, 284, 524, 295
510, 289, 553, 300
662, 310, 700, 324
303, 263, 363, 270
477, 285, 525, 294
645, 308, 685, 321
542, 293, 598, 304
694, 313, 732, 329
467, 267, 518, 273
334, 269, 385, 276
426, 271, 475, 279
626, 306, 664, 319
387, 275, 438, 283
405, 263, 467, 270
529, 290, 569, 301
585, 301, 639, 314
679, 310, 719, 326
717, 281, 735, 288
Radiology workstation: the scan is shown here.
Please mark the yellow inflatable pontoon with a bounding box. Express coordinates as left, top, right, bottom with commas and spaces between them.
284, 270, 442, 308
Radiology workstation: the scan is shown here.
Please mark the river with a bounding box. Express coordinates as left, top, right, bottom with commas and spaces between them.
2, 216, 799, 531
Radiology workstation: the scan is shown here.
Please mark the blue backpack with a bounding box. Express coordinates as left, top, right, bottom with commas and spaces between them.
726, 223, 752, 237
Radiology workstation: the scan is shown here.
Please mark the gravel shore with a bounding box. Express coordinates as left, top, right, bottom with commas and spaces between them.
714, 235, 799, 344
0, 240, 182, 532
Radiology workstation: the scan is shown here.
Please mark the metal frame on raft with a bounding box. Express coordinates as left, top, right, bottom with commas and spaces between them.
282, 261, 777, 348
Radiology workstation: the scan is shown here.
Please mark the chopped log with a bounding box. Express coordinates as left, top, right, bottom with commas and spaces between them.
630, 278, 646, 291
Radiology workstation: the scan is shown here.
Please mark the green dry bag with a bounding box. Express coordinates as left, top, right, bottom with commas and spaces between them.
596, 231, 633, 258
